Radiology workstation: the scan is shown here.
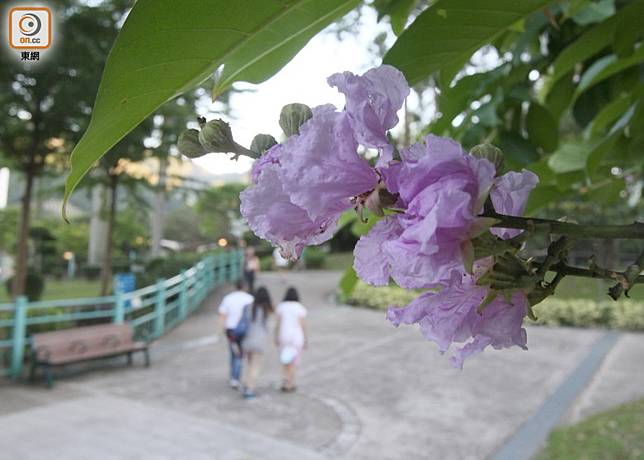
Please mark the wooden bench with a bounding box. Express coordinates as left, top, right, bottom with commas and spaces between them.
29, 323, 150, 387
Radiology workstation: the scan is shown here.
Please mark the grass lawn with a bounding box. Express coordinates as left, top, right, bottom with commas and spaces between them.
0, 278, 102, 303
537, 399, 644, 460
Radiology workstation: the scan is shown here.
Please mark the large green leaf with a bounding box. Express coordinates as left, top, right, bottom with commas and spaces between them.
613, 0, 644, 57
575, 47, 644, 98
212, 0, 358, 98
498, 132, 540, 168
526, 102, 558, 153
547, 142, 589, 173
63, 0, 358, 217
586, 132, 620, 177
383, 0, 551, 86
585, 95, 633, 138
570, 0, 614, 26
374, 0, 421, 35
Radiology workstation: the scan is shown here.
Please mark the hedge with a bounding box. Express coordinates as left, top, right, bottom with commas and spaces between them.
345, 282, 644, 331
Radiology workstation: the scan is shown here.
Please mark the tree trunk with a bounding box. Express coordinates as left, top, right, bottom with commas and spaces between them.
11, 164, 36, 299
150, 156, 167, 258
88, 185, 108, 266
99, 174, 118, 296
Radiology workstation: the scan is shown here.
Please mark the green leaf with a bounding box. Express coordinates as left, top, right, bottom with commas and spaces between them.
374, 0, 420, 35
575, 47, 644, 98
547, 142, 589, 173
571, 0, 614, 26
382, 0, 551, 86
351, 214, 380, 238
585, 95, 633, 138
544, 71, 575, 121
212, 0, 358, 98
431, 70, 496, 133
525, 185, 562, 214
338, 265, 358, 300
586, 178, 625, 205
545, 0, 644, 91
613, 0, 644, 57
336, 210, 358, 230
526, 102, 558, 152
63, 0, 358, 218
586, 132, 620, 177
498, 132, 540, 168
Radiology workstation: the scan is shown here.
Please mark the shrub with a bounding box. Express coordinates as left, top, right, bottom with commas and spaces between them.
5, 271, 45, 301
259, 255, 273, 271
346, 281, 417, 310
346, 283, 644, 331
138, 253, 202, 288
303, 247, 326, 269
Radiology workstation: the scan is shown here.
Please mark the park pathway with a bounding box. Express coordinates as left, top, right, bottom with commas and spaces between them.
0, 270, 643, 460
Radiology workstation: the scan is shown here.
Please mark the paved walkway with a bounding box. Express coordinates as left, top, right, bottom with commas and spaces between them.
0, 271, 642, 459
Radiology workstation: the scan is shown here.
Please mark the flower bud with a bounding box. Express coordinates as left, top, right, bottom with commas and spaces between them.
177, 129, 207, 158
279, 103, 312, 137
198, 119, 237, 153
471, 143, 504, 174
250, 134, 278, 155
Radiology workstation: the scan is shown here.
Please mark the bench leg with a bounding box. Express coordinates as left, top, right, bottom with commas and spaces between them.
44, 364, 53, 389
126, 352, 133, 366
143, 349, 150, 367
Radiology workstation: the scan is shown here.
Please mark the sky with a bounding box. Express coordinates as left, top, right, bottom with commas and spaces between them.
192, 8, 390, 177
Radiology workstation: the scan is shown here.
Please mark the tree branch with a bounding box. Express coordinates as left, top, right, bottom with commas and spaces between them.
608, 249, 644, 300
483, 211, 644, 240
534, 261, 644, 284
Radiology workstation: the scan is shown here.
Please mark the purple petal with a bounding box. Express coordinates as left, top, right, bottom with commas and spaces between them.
387, 278, 529, 367
354, 216, 403, 286
328, 65, 409, 167
279, 109, 378, 222
240, 164, 338, 259
491, 170, 539, 239
250, 143, 282, 183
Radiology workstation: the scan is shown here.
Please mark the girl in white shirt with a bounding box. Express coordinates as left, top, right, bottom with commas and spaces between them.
274, 287, 307, 392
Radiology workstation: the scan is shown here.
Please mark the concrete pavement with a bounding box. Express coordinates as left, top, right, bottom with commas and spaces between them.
0, 270, 642, 459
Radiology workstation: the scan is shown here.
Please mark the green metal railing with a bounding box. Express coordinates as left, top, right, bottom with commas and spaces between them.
0, 249, 244, 380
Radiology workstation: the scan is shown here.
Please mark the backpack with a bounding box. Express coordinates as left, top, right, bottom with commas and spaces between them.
232, 304, 251, 339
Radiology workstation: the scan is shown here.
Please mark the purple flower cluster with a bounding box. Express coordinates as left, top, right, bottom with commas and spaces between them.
241, 65, 539, 367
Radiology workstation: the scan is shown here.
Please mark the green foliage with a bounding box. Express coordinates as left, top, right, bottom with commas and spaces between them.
196, 183, 246, 239
537, 398, 644, 460
5, 272, 45, 302
348, 281, 644, 331
393, 0, 644, 213
0, 209, 18, 253
383, 0, 550, 85
372, 0, 420, 35
345, 280, 418, 310
63, 0, 359, 212
138, 253, 202, 288
302, 247, 326, 269
259, 255, 274, 272
338, 266, 359, 302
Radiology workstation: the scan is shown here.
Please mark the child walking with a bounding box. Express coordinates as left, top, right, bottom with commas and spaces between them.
241, 287, 273, 399
274, 287, 307, 392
